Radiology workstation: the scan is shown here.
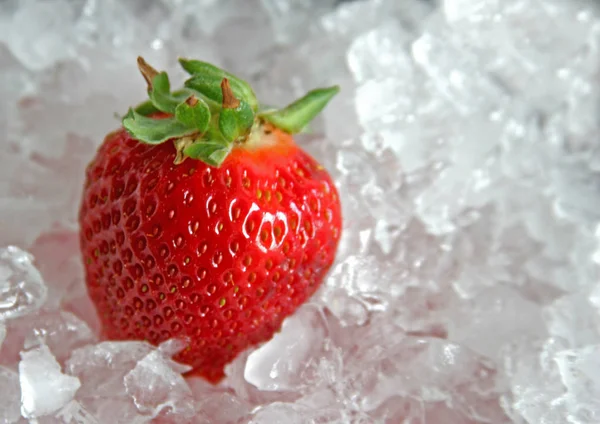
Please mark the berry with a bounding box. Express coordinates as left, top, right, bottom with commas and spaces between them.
79, 57, 342, 382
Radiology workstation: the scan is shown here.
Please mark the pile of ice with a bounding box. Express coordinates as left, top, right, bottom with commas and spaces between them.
1, 0, 600, 422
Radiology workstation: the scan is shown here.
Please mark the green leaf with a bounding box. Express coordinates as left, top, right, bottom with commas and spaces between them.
134, 89, 190, 116
183, 74, 224, 106
122, 109, 197, 144
134, 99, 160, 116
179, 58, 228, 79
183, 139, 233, 167
259, 86, 340, 134
175, 98, 211, 132
184, 75, 255, 111
219, 100, 255, 142
148, 72, 190, 114
179, 58, 258, 111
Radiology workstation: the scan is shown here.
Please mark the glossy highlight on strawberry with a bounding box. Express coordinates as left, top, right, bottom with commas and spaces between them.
79, 57, 342, 382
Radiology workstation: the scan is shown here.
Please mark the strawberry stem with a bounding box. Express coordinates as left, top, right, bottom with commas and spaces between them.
123, 56, 340, 167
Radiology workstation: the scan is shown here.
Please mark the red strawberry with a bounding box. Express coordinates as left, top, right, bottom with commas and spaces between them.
79, 57, 342, 383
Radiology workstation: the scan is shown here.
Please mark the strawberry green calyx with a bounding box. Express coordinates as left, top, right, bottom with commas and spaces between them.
259, 86, 340, 134
123, 56, 339, 167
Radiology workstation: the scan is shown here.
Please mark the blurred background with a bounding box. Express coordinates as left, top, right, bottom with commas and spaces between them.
1, 0, 600, 423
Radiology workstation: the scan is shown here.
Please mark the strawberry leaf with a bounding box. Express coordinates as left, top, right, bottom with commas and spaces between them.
122, 109, 197, 144
148, 72, 190, 114
183, 74, 224, 107
183, 139, 232, 167
219, 100, 254, 142
175, 98, 211, 132
259, 86, 340, 134
134, 89, 190, 117
180, 58, 258, 111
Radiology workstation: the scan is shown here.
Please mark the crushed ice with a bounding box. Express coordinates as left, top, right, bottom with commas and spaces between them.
0, 0, 600, 422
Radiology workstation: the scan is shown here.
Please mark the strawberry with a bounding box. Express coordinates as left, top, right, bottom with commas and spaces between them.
78, 57, 342, 383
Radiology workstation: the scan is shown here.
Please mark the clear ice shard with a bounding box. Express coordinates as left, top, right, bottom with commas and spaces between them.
124, 346, 195, 419
0, 366, 21, 424
244, 305, 327, 391
66, 340, 192, 422
0, 246, 47, 321
19, 343, 81, 419
555, 345, 600, 423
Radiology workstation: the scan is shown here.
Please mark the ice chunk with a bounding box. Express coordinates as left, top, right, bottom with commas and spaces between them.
66, 341, 154, 422
347, 23, 413, 84
19, 343, 81, 418
55, 400, 100, 424
244, 305, 328, 391
249, 401, 341, 424
30, 228, 85, 310
0, 366, 21, 424
412, 30, 509, 115
503, 338, 569, 424
124, 349, 194, 419
544, 293, 600, 348
447, 286, 546, 361
261, 0, 337, 43
555, 345, 600, 423
2, 309, 95, 365
22, 310, 95, 361
0, 246, 47, 321
1, 0, 78, 70
67, 340, 191, 423
191, 388, 251, 423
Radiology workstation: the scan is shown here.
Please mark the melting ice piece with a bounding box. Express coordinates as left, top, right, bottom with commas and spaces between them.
22, 310, 97, 363
0, 246, 47, 321
0, 366, 21, 424
2, 0, 77, 70
248, 401, 340, 424
555, 345, 600, 423
244, 305, 327, 391
19, 343, 81, 419
67, 339, 192, 422
124, 349, 195, 419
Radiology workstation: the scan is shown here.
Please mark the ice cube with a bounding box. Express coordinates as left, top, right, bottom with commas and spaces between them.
188, 382, 251, 424
2, 0, 78, 70
0, 366, 21, 424
347, 22, 413, 85
244, 305, 328, 391
22, 310, 95, 363
55, 400, 100, 424
411, 30, 509, 115
260, 0, 337, 43
67, 340, 191, 423
248, 401, 341, 424
66, 341, 156, 422
447, 286, 547, 361
544, 293, 600, 348
555, 345, 600, 423
0, 246, 47, 321
1, 310, 95, 366
124, 350, 194, 419
30, 228, 85, 309
19, 343, 81, 418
